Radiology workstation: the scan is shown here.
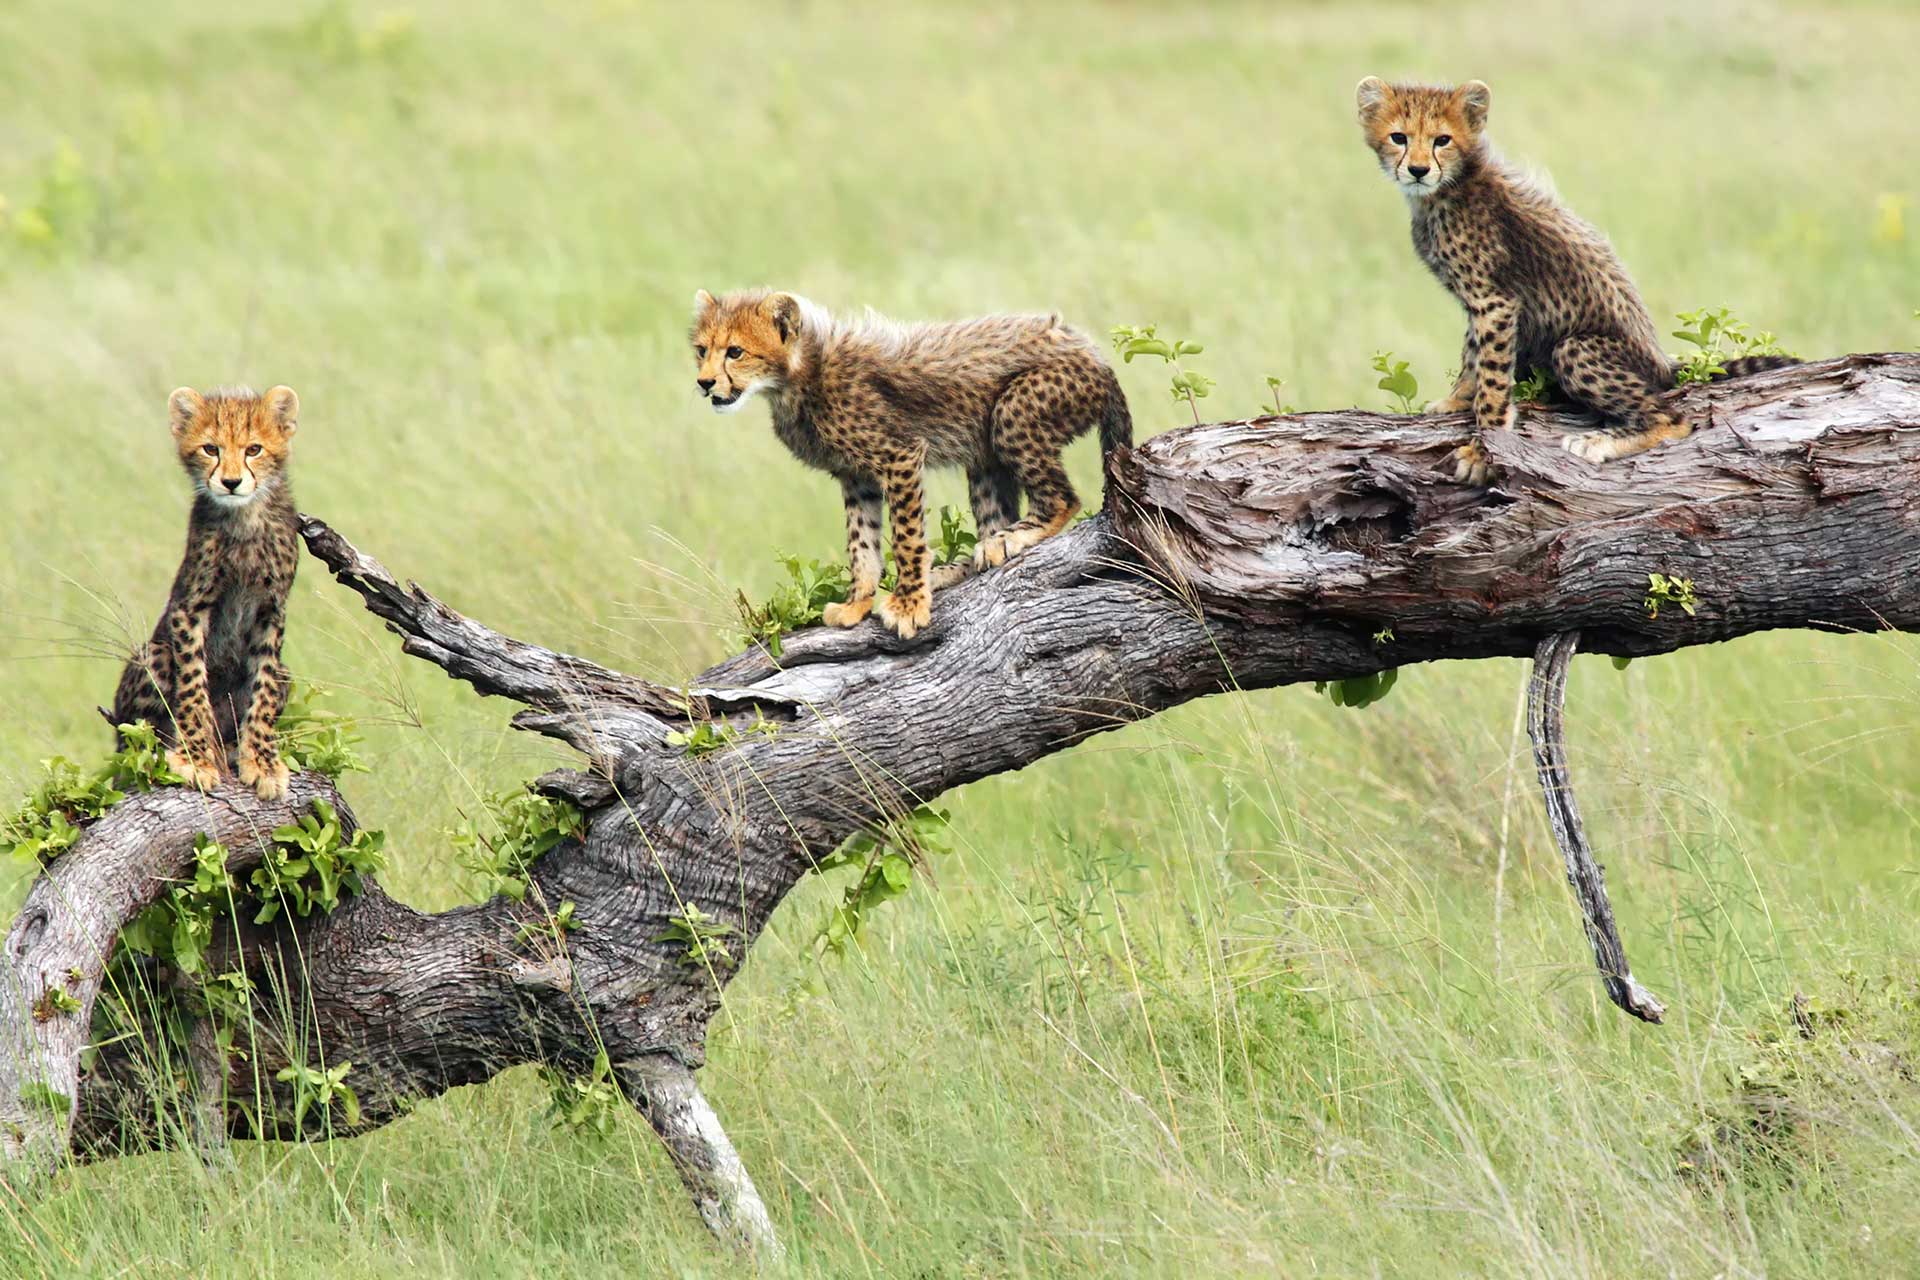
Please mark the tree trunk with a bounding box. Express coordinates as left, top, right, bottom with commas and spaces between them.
4, 353, 1916, 1249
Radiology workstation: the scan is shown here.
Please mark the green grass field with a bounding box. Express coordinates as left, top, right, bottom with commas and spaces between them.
3, 1, 1919, 1275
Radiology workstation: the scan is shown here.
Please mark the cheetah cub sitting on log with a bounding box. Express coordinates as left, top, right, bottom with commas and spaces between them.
691, 289, 1132, 639
1355, 77, 1796, 484
112, 386, 303, 799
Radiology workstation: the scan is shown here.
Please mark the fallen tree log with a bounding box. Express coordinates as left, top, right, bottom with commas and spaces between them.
2, 352, 1915, 1253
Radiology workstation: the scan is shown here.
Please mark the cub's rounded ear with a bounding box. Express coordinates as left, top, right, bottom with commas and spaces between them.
265, 385, 300, 434
763, 292, 800, 344
1355, 76, 1389, 123
1458, 80, 1491, 130
693, 288, 716, 317
168, 387, 205, 439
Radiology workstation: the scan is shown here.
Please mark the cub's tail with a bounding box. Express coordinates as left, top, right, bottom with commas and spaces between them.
1098, 376, 1133, 458
1096, 377, 1133, 501
1717, 354, 1802, 378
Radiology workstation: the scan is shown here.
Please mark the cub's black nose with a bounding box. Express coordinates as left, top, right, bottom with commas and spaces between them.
221, 476, 243, 492
697, 377, 716, 393
1407, 165, 1430, 179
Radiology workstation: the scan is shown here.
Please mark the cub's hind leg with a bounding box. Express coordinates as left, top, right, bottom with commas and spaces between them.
1552, 335, 1689, 463
823, 475, 884, 627
931, 463, 1021, 590
110, 639, 176, 749
974, 367, 1095, 571
968, 461, 1022, 538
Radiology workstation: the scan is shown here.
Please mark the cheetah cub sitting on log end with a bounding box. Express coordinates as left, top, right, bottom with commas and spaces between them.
112, 386, 302, 799
1355, 77, 1796, 485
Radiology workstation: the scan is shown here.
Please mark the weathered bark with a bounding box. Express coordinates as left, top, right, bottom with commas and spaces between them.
0, 774, 346, 1172
4, 353, 1917, 1246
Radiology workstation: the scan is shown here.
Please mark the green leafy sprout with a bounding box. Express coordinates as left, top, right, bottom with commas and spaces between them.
654, 904, 736, 970
736, 554, 855, 656
4, 682, 368, 867
1645, 572, 1698, 621
276, 683, 370, 779
1672, 307, 1791, 385
276, 1058, 361, 1132
934, 505, 977, 566
664, 711, 778, 759
254, 798, 387, 925
448, 790, 585, 903
540, 1049, 625, 1137
1264, 375, 1296, 416
735, 509, 979, 656
1111, 324, 1212, 424
516, 899, 579, 948
1370, 351, 1421, 414
31, 983, 82, 1022
3, 720, 194, 864
811, 805, 952, 955
1314, 668, 1399, 710
1512, 366, 1555, 403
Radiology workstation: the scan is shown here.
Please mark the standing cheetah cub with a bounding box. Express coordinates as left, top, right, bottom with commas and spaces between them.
112, 386, 303, 799
1355, 78, 1796, 484
691, 289, 1132, 639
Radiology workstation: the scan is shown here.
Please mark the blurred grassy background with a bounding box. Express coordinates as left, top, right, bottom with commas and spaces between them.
2, 1, 1918, 1275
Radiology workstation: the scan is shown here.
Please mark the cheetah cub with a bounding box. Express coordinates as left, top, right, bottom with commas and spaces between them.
112, 387, 303, 799
691, 290, 1132, 639
1355, 78, 1795, 484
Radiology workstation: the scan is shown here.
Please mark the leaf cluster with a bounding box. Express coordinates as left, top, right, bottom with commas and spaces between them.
811, 805, 952, 955
448, 790, 585, 902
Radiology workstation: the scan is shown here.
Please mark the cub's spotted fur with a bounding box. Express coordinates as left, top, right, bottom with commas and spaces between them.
112, 387, 302, 799
691, 290, 1131, 639
1355, 77, 1797, 483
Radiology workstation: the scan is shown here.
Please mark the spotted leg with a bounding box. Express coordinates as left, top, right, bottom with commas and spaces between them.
973, 367, 1092, 571
874, 449, 933, 640
822, 474, 884, 627
1551, 335, 1690, 463
931, 462, 1021, 590
1454, 294, 1518, 485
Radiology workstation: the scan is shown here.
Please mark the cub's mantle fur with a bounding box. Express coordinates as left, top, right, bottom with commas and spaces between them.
1355, 77, 1796, 484
691, 289, 1131, 639
111, 386, 302, 799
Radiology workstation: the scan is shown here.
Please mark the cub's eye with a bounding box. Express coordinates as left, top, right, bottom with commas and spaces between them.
246, 443, 263, 457
1434, 135, 1452, 148
726, 345, 744, 360
201, 443, 219, 457
1389, 131, 1407, 145
695, 345, 707, 358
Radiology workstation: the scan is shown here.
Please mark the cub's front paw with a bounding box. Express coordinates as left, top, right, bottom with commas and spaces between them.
1426, 395, 1472, 414
874, 590, 931, 640
239, 752, 291, 801
972, 532, 1013, 571
166, 749, 222, 793
822, 596, 875, 628
1451, 440, 1495, 486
